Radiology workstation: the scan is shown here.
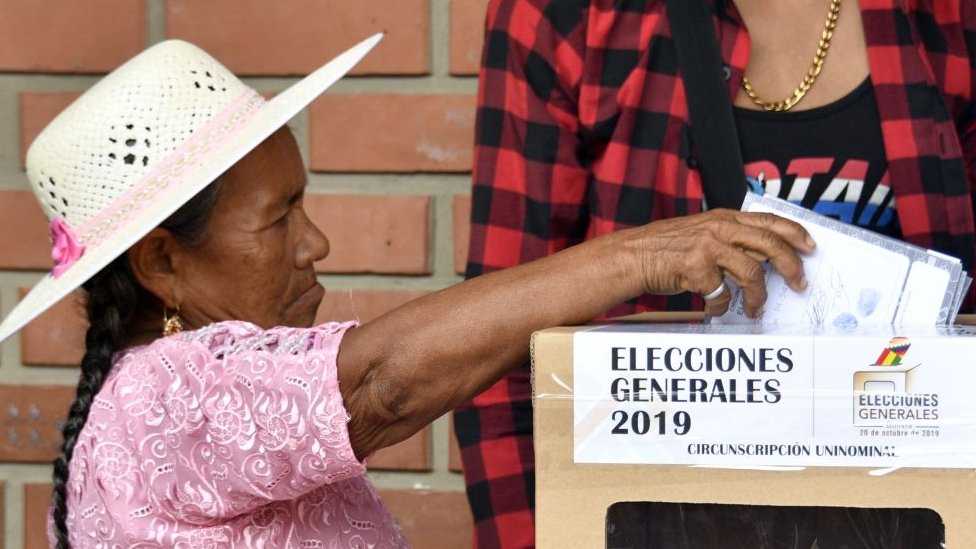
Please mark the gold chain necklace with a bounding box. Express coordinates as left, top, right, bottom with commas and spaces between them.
740, 0, 842, 112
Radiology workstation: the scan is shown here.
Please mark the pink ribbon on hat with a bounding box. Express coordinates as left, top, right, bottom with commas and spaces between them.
50, 217, 85, 278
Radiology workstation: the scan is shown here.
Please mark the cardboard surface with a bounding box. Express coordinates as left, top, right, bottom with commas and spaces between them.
532, 314, 976, 548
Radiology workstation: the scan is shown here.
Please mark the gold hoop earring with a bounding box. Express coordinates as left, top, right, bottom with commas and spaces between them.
163, 307, 184, 337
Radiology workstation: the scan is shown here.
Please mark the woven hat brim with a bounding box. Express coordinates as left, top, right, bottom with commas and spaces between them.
0, 33, 383, 344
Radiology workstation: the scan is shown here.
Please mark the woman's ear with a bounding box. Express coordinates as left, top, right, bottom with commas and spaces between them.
127, 228, 182, 308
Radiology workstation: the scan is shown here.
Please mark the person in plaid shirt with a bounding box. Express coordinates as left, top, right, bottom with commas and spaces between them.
455, 0, 976, 547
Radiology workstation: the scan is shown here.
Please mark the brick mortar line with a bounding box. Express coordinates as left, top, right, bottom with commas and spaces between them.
0, 464, 53, 483
0, 269, 465, 296
0, 74, 475, 89
249, 76, 478, 93
0, 74, 103, 88
0, 87, 20, 176
431, 0, 450, 78
433, 194, 458, 279
0, 173, 476, 192
2, 479, 22, 549
431, 414, 458, 473
367, 467, 466, 491
145, 0, 166, 46
318, 274, 462, 287
0, 177, 32, 191
0, 366, 80, 385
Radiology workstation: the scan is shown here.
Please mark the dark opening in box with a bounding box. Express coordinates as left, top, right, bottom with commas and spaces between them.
606, 503, 944, 548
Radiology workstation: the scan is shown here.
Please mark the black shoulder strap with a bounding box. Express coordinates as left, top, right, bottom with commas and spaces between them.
665, 0, 747, 210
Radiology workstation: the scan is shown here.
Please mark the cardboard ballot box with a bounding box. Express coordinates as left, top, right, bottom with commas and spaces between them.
532, 314, 976, 548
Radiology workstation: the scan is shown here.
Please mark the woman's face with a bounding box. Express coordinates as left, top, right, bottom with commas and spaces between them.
174, 127, 330, 329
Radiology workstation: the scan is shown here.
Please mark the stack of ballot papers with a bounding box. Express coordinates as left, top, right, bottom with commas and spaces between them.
715, 193, 973, 327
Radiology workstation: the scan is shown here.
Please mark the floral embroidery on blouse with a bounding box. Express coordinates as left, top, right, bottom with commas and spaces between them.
53, 321, 410, 548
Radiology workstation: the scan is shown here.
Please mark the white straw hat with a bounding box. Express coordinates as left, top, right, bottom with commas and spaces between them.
0, 34, 383, 343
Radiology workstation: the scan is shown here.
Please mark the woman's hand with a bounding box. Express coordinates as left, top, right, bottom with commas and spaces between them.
618, 208, 815, 317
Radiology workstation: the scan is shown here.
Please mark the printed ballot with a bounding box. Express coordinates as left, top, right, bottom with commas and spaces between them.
714, 194, 972, 327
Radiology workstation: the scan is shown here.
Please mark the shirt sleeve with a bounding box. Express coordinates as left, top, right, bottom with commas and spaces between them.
961, 0, 976, 212
952, 0, 976, 311
468, 0, 591, 278
102, 321, 362, 522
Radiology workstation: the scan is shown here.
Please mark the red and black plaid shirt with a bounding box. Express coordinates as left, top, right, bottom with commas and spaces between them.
455, 1, 976, 547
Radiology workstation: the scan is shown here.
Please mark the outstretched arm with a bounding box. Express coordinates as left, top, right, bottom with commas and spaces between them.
337, 209, 814, 459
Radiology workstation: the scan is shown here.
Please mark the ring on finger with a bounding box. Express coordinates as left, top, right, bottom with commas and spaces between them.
702, 280, 727, 302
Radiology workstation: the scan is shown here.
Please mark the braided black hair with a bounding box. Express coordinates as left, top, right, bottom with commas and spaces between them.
51, 181, 222, 548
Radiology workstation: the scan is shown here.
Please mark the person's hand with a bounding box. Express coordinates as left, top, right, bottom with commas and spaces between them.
619, 209, 815, 317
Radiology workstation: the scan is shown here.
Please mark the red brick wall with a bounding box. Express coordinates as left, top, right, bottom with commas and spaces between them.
0, 1, 487, 547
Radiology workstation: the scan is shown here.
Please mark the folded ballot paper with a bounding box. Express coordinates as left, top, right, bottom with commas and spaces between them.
714, 194, 972, 327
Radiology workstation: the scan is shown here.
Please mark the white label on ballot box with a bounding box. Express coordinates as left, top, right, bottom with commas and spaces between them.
571, 324, 976, 468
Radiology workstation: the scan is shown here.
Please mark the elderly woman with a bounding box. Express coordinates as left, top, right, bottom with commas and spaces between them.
0, 36, 811, 548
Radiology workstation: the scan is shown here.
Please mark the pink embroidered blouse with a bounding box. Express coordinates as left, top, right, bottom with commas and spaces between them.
52, 321, 410, 548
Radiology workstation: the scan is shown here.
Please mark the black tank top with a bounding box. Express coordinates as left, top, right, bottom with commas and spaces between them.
733, 78, 901, 239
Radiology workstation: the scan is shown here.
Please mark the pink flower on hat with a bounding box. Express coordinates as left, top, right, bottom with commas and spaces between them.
50, 217, 85, 278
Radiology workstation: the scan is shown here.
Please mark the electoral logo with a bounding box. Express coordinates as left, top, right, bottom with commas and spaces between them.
852, 337, 939, 427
